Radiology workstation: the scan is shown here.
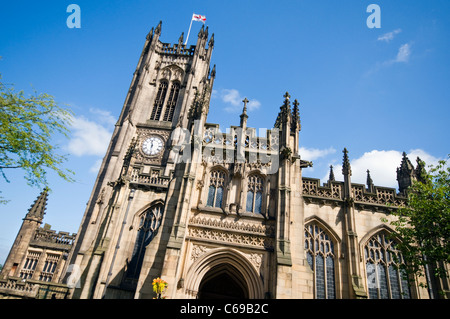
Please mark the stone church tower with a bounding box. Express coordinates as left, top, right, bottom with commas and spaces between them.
67, 21, 314, 299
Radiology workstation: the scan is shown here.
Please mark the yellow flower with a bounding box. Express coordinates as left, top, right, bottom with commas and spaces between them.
152, 277, 168, 295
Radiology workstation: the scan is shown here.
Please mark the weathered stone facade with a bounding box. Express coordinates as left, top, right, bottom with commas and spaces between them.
65, 22, 446, 299
3, 21, 447, 299
0, 189, 75, 299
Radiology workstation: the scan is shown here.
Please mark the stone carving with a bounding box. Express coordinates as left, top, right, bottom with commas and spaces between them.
191, 244, 210, 262
244, 252, 264, 272
189, 216, 275, 237
188, 226, 274, 250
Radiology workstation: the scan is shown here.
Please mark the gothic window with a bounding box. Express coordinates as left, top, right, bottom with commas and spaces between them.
126, 204, 164, 280
39, 253, 60, 282
305, 224, 336, 299
20, 251, 41, 280
150, 81, 168, 121
206, 170, 225, 208
246, 174, 263, 214
364, 231, 411, 299
163, 82, 180, 122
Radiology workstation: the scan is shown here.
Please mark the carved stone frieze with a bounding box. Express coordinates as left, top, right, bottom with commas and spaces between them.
189, 216, 275, 237
187, 215, 274, 251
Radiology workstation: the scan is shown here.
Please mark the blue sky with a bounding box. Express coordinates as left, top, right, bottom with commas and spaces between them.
1, 0, 449, 265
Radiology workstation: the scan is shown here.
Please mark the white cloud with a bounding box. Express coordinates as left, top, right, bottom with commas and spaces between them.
88, 107, 116, 126
214, 89, 261, 113
299, 147, 336, 161
247, 100, 261, 111
222, 89, 241, 106
364, 42, 412, 76
377, 29, 402, 42
395, 43, 411, 63
89, 158, 103, 173
322, 149, 441, 189
67, 109, 114, 157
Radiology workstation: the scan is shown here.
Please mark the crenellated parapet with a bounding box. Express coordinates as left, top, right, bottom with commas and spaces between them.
31, 225, 76, 251
302, 177, 407, 211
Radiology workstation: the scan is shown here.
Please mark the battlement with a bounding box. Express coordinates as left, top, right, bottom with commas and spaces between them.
156, 41, 196, 56
30, 225, 76, 251
302, 177, 407, 211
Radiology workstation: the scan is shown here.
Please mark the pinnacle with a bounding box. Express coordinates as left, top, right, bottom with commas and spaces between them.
26, 188, 49, 220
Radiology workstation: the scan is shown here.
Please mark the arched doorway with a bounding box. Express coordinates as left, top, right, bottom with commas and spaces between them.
198, 264, 249, 299
184, 247, 264, 299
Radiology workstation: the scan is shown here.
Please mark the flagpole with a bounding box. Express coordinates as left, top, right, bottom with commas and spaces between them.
185, 14, 193, 45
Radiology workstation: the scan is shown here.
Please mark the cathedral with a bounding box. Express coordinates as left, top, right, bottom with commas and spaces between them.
1, 21, 447, 299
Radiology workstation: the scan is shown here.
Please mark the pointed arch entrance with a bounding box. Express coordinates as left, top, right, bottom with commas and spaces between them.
184, 247, 264, 299
198, 264, 248, 299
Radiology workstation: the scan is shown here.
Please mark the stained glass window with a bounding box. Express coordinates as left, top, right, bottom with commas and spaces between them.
246, 191, 254, 212
127, 204, 164, 280
215, 186, 223, 208
246, 175, 263, 214
364, 231, 411, 299
255, 191, 262, 214
305, 223, 336, 299
206, 170, 226, 208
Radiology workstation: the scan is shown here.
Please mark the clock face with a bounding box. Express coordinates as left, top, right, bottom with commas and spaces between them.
142, 136, 164, 156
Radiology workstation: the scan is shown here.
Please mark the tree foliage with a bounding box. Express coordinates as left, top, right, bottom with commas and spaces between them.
388, 156, 450, 295
0, 74, 74, 202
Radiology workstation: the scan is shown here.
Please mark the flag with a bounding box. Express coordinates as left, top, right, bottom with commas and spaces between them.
192, 13, 206, 23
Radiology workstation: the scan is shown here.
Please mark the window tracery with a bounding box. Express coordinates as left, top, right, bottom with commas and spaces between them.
246, 174, 263, 214
39, 253, 59, 282
150, 79, 181, 122
20, 251, 41, 280
305, 223, 336, 299
150, 81, 168, 121
163, 82, 180, 122
364, 231, 411, 299
126, 204, 164, 280
206, 169, 226, 208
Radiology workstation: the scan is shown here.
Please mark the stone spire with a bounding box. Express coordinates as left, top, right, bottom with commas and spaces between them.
155, 20, 162, 35
366, 169, 374, 192
281, 92, 291, 119
240, 98, 249, 128
328, 165, 335, 182
209, 64, 216, 78
198, 24, 205, 37
274, 92, 291, 128
208, 33, 215, 48
397, 152, 415, 193
291, 99, 301, 133
176, 32, 184, 54
415, 157, 427, 184
25, 188, 49, 222
342, 148, 352, 176
178, 32, 184, 45
146, 27, 154, 41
